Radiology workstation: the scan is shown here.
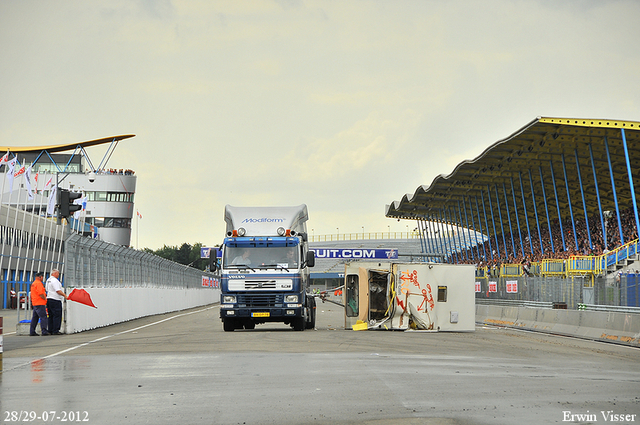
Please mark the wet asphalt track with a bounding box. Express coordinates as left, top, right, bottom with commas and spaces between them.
1, 303, 639, 425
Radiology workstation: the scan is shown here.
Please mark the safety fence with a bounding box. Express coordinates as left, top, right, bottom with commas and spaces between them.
475, 274, 639, 309
64, 233, 217, 289
475, 239, 640, 279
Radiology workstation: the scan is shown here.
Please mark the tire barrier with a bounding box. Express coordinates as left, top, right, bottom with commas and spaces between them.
476, 304, 640, 347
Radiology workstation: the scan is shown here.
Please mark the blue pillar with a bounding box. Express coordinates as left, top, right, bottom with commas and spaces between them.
437, 210, 448, 261
605, 136, 625, 246
425, 216, 439, 262
484, 188, 500, 259
510, 177, 525, 258
528, 170, 543, 257
491, 184, 507, 259
519, 172, 534, 256
452, 206, 464, 263
456, 201, 470, 262
417, 219, 427, 258
479, 194, 494, 261
444, 208, 458, 264
539, 165, 555, 253
561, 153, 579, 251
464, 197, 480, 261
422, 219, 431, 261
589, 143, 606, 252
459, 200, 473, 262
621, 129, 640, 242
574, 148, 592, 251
549, 159, 567, 252
502, 182, 516, 258
473, 196, 487, 261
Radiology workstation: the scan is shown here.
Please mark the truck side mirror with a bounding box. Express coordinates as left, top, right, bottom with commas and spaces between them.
306, 251, 315, 268
209, 251, 218, 272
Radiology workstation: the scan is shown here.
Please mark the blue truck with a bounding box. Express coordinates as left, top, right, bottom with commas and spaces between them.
213, 205, 316, 331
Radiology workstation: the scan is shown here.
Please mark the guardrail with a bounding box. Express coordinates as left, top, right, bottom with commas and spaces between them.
577, 303, 640, 314
476, 299, 554, 309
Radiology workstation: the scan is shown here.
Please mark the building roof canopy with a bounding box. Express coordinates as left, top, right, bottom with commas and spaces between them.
386, 117, 640, 231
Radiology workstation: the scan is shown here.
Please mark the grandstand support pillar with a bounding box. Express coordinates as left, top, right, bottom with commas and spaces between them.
486, 185, 502, 259
527, 170, 544, 256
494, 184, 509, 258
621, 128, 640, 241
425, 219, 436, 262
574, 148, 593, 251
502, 182, 516, 257
417, 219, 427, 260
478, 194, 493, 261
520, 172, 535, 256
561, 153, 579, 251
539, 166, 555, 253
448, 206, 462, 263
457, 200, 471, 262
442, 208, 453, 263
426, 217, 437, 262
549, 159, 566, 251
464, 197, 480, 261
589, 143, 606, 252
437, 210, 447, 263
509, 177, 524, 258
604, 136, 624, 245
454, 205, 467, 262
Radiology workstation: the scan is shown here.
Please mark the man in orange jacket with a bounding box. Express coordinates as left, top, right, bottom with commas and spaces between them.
30, 272, 49, 336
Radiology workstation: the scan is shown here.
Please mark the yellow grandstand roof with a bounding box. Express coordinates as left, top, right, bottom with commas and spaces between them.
0, 134, 135, 154
385, 117, 640, 230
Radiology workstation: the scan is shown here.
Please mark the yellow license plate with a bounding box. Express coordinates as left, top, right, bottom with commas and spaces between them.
252, 312, 270, 318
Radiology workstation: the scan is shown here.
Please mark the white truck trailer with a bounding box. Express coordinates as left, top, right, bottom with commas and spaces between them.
344, 261, 475, 331
214, 205, 316, 331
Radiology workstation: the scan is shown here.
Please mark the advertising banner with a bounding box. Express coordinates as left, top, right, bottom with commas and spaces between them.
312, 248, 398, 259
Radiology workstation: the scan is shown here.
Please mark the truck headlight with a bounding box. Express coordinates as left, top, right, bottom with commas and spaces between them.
237, 227, 246, 236
223, 295, 236, 303
285, 295, 298, 303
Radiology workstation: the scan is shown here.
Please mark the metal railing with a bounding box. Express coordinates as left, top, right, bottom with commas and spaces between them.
310, 231, 420, 242
64, 234, 217, 289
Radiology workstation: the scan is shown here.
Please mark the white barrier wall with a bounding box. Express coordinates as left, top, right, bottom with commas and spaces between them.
476, 304, 640, 347
64, 287, 221, 333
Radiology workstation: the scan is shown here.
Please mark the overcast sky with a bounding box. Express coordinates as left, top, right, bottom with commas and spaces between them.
1, 0, 639, 250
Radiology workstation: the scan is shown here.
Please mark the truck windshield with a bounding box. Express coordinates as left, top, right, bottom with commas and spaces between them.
224, 246, 300, 269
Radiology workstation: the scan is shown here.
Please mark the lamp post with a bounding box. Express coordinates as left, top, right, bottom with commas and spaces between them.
336, 227, 339, 241
362, 226, 364, 240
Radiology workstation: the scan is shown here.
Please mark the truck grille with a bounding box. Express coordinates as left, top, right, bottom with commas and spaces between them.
237, 294, 284, 308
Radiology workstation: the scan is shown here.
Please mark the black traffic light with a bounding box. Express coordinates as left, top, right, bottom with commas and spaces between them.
58, 188, 82, 218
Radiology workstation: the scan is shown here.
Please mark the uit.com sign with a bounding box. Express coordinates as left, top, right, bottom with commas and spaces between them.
313, 248, 398, 259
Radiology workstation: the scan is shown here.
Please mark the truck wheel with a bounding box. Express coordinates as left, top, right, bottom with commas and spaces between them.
244, 320, 255, 330
223, 318, 235, 332
292, 317, 305, 331
305, 296, 316, 329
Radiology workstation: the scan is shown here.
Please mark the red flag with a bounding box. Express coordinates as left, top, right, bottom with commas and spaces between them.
68, 288, 97, 308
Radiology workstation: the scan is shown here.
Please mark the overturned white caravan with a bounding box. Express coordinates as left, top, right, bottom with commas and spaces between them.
343, 262, 475, 331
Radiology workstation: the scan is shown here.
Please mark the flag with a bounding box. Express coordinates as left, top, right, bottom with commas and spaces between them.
44, 176, 53, 190
0, 152, 9, 166
137, 210, 143, 219
25, 165, 34, 200
14, 164, 25, 178
68, 288, 97, 308
6, 156, 17, 193
47, 185, 57, 216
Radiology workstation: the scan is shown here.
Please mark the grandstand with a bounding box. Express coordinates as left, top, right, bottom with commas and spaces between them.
386, 117, 640, 279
